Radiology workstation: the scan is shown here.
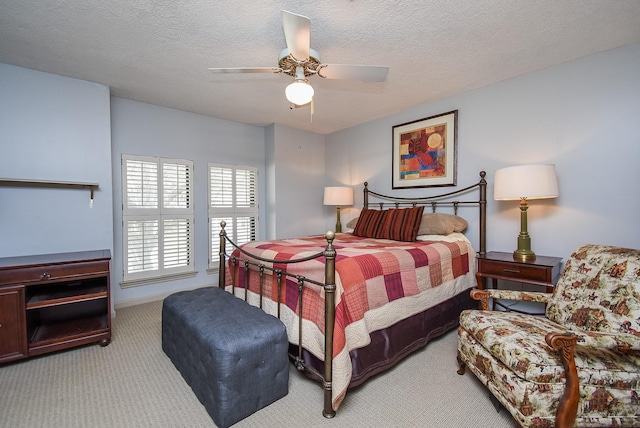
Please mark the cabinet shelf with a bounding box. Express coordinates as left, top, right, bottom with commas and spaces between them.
29, 314, 108, 351
27, 284, 107, 309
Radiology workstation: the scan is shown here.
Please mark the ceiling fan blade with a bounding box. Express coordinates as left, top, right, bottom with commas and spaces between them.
282, 10, 310, 61
318, 64, 389, 82
208, 67, 282, 74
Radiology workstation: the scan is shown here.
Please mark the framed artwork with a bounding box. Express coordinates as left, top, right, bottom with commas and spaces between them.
392, 110, 458, 189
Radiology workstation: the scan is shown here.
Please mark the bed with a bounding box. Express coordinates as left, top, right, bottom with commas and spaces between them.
217, 171, 487, 417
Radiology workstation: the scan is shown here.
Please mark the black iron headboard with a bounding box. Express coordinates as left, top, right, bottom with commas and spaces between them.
362, 171, 487, 255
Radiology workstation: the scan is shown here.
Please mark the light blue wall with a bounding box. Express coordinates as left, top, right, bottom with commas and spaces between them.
326, 43, 640, 259
110, 99, 326, 305
265, 125, 277, 238
2, 41, 638, 307
110, 98, 267, 304
0, 63, 113, 258
267, 124, 326, 239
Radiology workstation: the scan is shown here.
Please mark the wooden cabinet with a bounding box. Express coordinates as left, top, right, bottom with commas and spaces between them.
0, 250, 111, 363
0, 285, 28, 363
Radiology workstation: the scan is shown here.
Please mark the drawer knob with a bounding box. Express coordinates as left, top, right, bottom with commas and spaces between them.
41, 272, 52, 280
503, 268, 520, 273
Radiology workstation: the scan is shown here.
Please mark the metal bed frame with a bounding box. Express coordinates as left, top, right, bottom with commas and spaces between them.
218, 171, 486, 418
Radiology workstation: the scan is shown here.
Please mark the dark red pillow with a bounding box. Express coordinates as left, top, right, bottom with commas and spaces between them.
379, 206, 425, 242
352, 208, 387, 238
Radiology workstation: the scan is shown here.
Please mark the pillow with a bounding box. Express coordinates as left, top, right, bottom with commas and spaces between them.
417, 213, 468, 235
351, 208, 388, 238
348, 211, 468, 235
380, 206, 425, 242
352, 207, 425, 241
346, 216, 359, 229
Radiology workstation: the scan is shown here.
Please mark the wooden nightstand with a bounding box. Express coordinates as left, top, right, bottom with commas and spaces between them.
476, 251, 563, 314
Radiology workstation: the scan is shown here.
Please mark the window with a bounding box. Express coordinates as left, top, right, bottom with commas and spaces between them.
122, 154, 194, 284
209, 163, 258, 269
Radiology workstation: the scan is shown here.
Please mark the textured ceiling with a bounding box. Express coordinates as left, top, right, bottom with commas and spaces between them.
1, 1, 639, 134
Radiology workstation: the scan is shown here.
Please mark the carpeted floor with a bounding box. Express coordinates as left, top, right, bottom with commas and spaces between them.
0, 300, 516, 427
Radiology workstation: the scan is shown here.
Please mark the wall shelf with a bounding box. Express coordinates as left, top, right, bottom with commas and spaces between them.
0, 178, 99, 205
0, 178, 99, 188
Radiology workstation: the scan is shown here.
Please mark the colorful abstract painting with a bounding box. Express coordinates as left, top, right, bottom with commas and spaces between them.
392, 110, 457, 188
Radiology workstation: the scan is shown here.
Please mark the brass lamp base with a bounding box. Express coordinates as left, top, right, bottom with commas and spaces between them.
513, 198, 536, 262
513, 248, 536, 262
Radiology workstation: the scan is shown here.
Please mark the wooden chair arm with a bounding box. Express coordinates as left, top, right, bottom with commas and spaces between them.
469, 289, 551, 311
469, 289, 491, 310
545, 332, 580, 428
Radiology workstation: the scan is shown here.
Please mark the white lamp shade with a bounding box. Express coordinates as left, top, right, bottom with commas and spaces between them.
494, 164, 559, 200
323, 186, 353, 206
285, 80, 314, 105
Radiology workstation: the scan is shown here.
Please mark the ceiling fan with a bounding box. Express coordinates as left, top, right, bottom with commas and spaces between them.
208, 10, 389, 107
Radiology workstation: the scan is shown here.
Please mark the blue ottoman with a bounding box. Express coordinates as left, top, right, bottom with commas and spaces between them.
162, 287, 289, 427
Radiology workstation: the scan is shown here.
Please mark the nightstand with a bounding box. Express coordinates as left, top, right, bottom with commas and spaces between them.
476, 251, 563, 314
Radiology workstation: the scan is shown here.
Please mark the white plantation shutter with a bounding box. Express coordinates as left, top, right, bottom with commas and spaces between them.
236, 216, 256, 243
235, 169, 257, 210
125, 219, 159, 273
124, 159, 158, 210
210, 215, 233, 267
162, 161, 191, 210
210, 166, 233, 208
209, 164, 258, 269
122, 154, 194, 283
163, 217, 192, 268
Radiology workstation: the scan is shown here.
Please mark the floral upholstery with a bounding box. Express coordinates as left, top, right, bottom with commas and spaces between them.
457, 245, 640, 427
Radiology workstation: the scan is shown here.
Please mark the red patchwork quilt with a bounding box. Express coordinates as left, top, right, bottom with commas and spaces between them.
225, 232, 476, 409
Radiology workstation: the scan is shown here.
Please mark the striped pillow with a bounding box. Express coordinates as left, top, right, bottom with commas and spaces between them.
379, 206, 425, 242
352, 208, 387, 238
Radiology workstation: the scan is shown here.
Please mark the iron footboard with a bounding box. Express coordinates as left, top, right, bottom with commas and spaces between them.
218, 221, 337, 418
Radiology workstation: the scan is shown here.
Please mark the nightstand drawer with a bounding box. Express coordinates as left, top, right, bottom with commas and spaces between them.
478, 259, 552, 283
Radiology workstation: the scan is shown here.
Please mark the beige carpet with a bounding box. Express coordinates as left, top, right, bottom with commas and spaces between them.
0, 300, 516, 427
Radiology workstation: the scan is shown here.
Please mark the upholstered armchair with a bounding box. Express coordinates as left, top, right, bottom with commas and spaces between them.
457, 244, 640, 428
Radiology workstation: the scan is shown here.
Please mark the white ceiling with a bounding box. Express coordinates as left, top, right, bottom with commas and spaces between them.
1, 1, 640, 135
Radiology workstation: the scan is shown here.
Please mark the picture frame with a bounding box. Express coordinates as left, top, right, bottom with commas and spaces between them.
392, 110, 458, 189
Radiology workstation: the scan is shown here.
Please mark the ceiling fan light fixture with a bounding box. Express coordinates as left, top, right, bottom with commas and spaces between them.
209, 11, 388, 111
285, 79, 314, 105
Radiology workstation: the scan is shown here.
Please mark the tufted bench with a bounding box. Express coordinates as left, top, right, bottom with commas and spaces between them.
162, 287, 289, 428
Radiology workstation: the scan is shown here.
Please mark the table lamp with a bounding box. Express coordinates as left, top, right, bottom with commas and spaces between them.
323, 186, 354, 233
494, 164, 559, 261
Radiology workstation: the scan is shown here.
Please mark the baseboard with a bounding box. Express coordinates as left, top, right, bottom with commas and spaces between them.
114, 283, 215, 310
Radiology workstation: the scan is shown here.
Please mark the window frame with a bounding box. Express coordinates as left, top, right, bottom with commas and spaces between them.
121, 154, 195, 286
208, 163, 259, 271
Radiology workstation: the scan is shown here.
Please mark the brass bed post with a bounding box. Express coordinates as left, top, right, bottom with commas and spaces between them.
218, 221, 227, 289
363, 182, 369, 209
478, 171, 487, 256
243, 261, 249, 301
322, 230, 337, 418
